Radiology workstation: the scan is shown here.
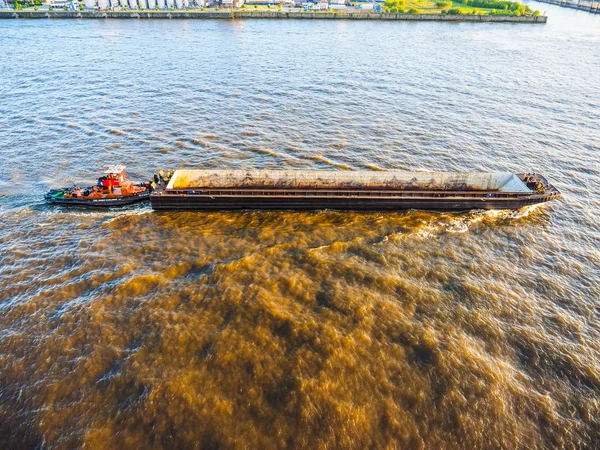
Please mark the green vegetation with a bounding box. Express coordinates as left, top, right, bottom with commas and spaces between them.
399, 0, 539, 15
384, 0, 405, 13
452, 0, 539, 15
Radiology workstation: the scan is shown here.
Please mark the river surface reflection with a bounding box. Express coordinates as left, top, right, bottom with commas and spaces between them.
0, 4, 599, 448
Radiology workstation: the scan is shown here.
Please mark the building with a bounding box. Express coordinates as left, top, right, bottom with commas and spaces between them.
221, 0, 244, 7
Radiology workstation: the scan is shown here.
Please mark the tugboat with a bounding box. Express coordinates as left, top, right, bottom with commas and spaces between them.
45, 166, 152, 207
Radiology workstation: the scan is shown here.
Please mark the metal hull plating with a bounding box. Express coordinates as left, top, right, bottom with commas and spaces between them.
45, 193, 150, 207
150, 193, 558, 212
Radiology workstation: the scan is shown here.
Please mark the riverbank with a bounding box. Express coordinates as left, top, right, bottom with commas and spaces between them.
0, 9, 547, 21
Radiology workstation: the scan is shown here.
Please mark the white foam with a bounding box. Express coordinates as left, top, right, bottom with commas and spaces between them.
507, 204, 545, 219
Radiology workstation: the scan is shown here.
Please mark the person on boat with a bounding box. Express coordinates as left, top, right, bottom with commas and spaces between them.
153, 173, 159, 184
158, 170, 164, 183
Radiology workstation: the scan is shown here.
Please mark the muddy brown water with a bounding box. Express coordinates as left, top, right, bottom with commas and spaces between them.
1, 3, 599, 449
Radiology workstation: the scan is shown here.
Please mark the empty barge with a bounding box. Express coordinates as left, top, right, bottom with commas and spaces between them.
150, 170, 562, 212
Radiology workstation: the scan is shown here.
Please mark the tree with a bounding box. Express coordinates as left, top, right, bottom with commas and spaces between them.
384, 0, 405, 13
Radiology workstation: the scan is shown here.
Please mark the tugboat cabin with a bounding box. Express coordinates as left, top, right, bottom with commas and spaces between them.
98, 165, 127, 193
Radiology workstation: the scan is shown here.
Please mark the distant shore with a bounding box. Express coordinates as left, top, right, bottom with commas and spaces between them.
0, 10, 547, 22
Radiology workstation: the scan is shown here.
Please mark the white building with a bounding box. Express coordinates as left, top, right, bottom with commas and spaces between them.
222, 0, 244, 7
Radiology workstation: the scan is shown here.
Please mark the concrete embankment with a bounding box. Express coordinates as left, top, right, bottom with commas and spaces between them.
0, 10, 548, 23
534, 0, 599, 14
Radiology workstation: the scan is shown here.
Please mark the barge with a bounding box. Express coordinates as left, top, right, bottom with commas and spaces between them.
150, 170, 561, 212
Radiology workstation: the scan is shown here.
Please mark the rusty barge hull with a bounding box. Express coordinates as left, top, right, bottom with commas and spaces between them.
150, 170, 562, 212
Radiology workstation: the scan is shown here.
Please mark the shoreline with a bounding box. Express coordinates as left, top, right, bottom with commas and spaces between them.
0, 10, 548, 22
534, 0, 599, 14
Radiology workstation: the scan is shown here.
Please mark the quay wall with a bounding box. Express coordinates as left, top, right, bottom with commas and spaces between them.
0, 10, 548, 22
533, 0, 599, 14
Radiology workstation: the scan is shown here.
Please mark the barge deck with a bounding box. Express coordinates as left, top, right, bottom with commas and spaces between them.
150, 170, 562, 212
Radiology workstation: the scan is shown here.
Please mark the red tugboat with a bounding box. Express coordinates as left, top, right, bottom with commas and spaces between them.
45, 166, 151, 207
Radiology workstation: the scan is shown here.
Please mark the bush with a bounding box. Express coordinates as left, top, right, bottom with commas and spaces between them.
447, 7, 461, 13
436, 1, 451, 7
408, 7, 418, 12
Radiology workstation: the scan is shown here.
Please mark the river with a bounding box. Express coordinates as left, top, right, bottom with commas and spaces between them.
0, 4, 599, 449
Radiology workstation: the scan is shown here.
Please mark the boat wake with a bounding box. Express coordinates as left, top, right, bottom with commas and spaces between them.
507, 203, 546, 219
394, 205, 547, 241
